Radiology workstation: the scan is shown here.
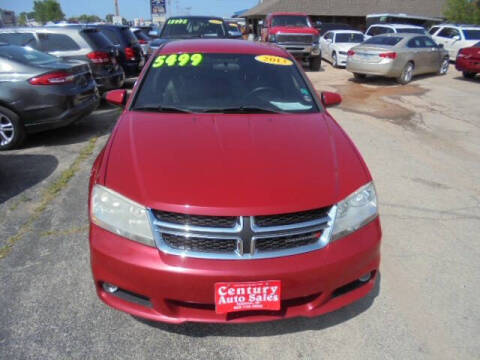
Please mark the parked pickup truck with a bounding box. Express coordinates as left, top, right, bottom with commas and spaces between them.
261, 12, 321, 71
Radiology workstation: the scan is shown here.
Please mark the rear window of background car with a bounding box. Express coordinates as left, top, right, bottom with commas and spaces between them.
364, 36, 402, 46
0, 33, 39, 49
81, 29, 113, 49
101, 29, 122, 45
462, 29, 480, 40
0, 45, 57, 66
38, 33, 80, 52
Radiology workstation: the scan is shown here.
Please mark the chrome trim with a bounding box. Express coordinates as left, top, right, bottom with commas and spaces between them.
148, 206, 337, 260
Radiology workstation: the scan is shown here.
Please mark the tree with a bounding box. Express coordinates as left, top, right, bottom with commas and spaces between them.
18, 11, 35, 26
105, 14, 114, 23
33, 0, 65, 24
445, 0, 480, 24
77, 14, 102, 23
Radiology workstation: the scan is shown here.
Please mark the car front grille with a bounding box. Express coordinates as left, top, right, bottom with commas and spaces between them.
277, 34, 313, 44
150, 206, 336, 260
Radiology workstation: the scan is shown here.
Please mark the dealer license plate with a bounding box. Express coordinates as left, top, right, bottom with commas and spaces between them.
215, 280, 281, 314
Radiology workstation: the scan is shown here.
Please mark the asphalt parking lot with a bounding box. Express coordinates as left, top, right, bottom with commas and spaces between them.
1, 64, 479, 359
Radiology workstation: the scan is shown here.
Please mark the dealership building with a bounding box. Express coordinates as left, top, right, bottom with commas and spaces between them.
242, 0, 446, 31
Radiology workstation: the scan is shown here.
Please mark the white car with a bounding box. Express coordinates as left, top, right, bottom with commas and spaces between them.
320, 30, 365, 67
364, 24, 426, 40
429, 24, 480, 59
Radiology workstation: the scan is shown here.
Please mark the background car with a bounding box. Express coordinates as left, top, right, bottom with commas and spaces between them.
364, 24, 426, 40
455, 41, 480, 79
149, 16, 232, 52
130, 27, 152, 57
0, 43, 99, 150
0, 26, 124, 92
320, 30, 365, 67
223, 20, 243, 39
315, 22, 354, 36
346, 33, 449, 84
93, 24, 145, 77
429, 24, 480, 59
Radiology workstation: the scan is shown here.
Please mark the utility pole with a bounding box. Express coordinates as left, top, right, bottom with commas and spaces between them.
114, 0, 120, 16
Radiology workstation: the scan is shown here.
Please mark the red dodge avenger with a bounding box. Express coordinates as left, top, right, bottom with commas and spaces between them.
89, 39, 381, 323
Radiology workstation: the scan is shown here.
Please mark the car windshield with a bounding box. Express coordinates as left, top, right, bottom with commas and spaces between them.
396, 28, 425, 34
161, 18, 226, 38
463, 29, 480, 40
364, 36, 403, 46
271, 16, 310, 28
0, 45, 57, 65
133, 53, 318, 114
336, 33, 364, 43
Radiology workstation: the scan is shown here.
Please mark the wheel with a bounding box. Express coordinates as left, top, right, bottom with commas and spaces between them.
0, 106, 25, 151
309, 56, 321, 71
353, 73, 366, 81
438, 57, 449, 75
397, 62, 414, 84
332, 52, 338, 68
463, 71, 475, 79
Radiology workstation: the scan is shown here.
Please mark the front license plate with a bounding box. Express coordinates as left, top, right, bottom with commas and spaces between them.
215, 280, 281, 314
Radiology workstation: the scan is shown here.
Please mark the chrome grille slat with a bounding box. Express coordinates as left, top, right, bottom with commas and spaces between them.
277, 33, 313, 44
149, 206, 337, 260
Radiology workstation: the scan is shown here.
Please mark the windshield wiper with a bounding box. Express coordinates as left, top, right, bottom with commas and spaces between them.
133, 105, 193, 113
203, 106, 283, 114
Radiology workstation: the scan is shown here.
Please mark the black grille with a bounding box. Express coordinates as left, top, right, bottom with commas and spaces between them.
153, 210, 237, 228
254, 208, 329, 228
277, 34, 313, 43
255, 231, 322, 252
161, 233, 237, 253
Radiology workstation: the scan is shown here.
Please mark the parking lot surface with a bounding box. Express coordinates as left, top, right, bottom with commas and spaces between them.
1, 65, 479, 359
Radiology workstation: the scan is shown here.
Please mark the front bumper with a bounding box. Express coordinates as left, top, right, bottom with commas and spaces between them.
276, 43, 320, 57
90, 217, 381, 323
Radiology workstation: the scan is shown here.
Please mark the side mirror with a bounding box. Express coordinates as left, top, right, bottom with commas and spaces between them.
106, 89, 127, 107
321, 92, 342, 107
453, 35, 460, 41
438, 43, 444, 49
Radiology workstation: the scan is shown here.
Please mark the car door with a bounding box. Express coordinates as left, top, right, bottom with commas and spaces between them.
321, 32, 333, 60
422, 36, 442, 72
406, 37, 427, 74
435, 27, 460, 58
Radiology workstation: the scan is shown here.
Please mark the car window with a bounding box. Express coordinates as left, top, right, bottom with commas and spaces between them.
101, 29, 122, 45
134, 53, 319, 114
162, 18, 226, 38
271, 16, 310, 27
0, 44, 58, 65
429, 27, 439, 35
38, 33, 80, 52
366, 26, 375, 36
407, 37, 422, 48
81, 29, 113, 49
395, 28, 425, 34
120, 28, 138, 45
383, 27, 395, 34
437, 27, 460, 38
0, 32, 39, 49
364, 36, 403, 46
133, 30, 150, 41
335, 33, 364, 43
423, 37, 437, 47
324, 32, 333, 41
462, 29, 480, 40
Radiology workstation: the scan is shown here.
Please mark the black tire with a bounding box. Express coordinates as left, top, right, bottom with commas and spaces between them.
397, 62, 414, 85
332, 52, 338, 68
438, 57, 449, 75
463, 71, 475, 79
353, 73, 366, 81
0, 106, 25, 151
309, 56, 321, 71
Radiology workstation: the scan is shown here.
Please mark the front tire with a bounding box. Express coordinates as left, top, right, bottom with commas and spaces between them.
309, 56, 321, 71
0, 106, 25, 151
463, 71, 476, 79
397, 62, 414, 84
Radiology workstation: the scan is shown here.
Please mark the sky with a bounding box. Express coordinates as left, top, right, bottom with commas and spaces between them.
1, 0, 259, 20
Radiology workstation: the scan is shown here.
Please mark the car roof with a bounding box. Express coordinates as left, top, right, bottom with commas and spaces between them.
269, 12, 308, 16
371, 23, 424, 29
370, 33, 426, 40
159, 39, 289, 56
436, 23, 480, 28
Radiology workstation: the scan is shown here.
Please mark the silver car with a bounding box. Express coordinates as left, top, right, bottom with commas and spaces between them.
346, 33, 449, 84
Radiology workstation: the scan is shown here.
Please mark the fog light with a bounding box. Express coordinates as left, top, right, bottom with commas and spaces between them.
358, 273, 372, 282
103, 282, 118, 293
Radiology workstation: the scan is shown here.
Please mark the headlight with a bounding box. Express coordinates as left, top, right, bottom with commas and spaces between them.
269, 34, 276, 42
332, 182, 378, 241
91, 185, 155, 247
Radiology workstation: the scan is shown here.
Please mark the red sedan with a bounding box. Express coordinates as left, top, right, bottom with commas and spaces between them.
89, 39, 381, 323
456, 41, 480, 79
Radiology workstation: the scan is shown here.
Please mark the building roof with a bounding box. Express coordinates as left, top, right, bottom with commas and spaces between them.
242, 0, 446, 18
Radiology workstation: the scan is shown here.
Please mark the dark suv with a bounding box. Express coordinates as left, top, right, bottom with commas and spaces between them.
93, 25, 145, 77
0, 26, 124, 92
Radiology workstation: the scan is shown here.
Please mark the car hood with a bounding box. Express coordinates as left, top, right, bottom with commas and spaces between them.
104, 112, 370, 215
270, 26, 318, 35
